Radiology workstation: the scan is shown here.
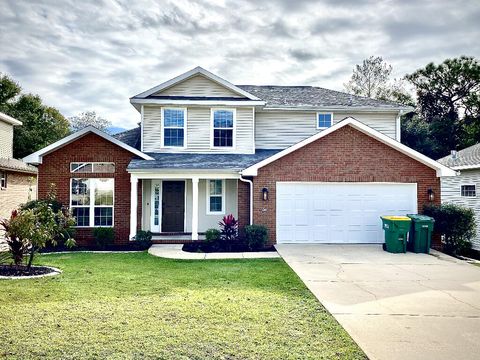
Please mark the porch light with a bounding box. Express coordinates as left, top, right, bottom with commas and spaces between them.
262, 187, 269, 201
427, 188, 435, 202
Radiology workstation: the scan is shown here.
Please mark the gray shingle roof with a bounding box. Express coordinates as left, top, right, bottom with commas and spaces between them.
113, 127, 141, 150
237, 85, 408, 109
0, 158, 37, 174
128, 150, 280, 172
437, 143, 480, 169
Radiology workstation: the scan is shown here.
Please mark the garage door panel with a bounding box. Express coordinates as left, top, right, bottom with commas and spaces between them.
276, 183, 417, 244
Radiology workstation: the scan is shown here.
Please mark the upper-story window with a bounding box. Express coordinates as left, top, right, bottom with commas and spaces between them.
211, 109, 235, 148
70, 162, 115, 173
162, 108, 186, 147
461, 185, 476, 197
317, 112, 333, 129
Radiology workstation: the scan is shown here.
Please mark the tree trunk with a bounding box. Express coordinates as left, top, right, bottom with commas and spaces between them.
27, 247, 35, 271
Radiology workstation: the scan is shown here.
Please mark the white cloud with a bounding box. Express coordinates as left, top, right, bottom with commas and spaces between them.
1, 0, 479, 128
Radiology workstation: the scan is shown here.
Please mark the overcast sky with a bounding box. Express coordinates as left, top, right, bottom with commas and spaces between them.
1, 0, 479, 129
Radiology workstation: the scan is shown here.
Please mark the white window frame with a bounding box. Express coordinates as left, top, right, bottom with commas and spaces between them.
161, 107, 187, 148
210, 108, 236, 149
206, 179, 226, 215
0, 170, 6, 189
460, 184, 476, 197
316, 112, 333, 129
70, 178, 115, 228
70, 162, 115, 173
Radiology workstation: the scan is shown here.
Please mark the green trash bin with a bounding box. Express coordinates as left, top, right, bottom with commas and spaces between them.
380, 216, 411, 253
406, 214, 435, 254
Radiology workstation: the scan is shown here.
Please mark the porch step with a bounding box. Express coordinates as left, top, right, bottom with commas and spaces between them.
152, 233, 205, 243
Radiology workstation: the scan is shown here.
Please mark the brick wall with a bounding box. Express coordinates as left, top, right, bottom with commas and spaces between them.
0, 171, 36, 220
38, 133, 137, 246
237, 179, 251, 238
251, 125, 441, 244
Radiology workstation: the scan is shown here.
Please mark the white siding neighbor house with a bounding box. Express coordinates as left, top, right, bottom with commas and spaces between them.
438, 145, 480, 250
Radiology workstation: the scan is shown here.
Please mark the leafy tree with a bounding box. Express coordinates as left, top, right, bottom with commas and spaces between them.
69, 111, 111, 132
0, 73, 70, 158
405, 56, 480, 158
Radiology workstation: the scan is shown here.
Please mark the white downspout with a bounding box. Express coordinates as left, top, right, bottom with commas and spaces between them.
239, 175, 253, 225
396, 110, 403, 142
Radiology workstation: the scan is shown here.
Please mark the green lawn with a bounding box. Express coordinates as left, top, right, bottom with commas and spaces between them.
0, 252, 365, 359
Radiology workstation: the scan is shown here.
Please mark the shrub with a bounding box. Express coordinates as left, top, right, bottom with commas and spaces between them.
205, 228, 221, 244
423, 203, 476, 255
219, 214, 238, 242
245, 225, 269, 250
135, 230, 153, 249
93, 227, 115, 249
5, 202, 76, 270
0, 210, 29, 265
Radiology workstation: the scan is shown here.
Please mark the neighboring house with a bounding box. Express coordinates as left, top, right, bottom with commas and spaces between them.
24, 67, 455, 246
438, 145, 480, 250
0, 112, 37, 220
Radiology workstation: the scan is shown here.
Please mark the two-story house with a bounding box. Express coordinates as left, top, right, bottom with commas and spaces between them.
0, 112, 37, 220
24, 67, 455, 246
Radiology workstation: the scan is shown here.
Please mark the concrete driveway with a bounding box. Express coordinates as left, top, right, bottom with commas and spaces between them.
276, 244, 480, 360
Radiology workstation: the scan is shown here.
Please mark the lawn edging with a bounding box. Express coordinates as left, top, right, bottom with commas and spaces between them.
148, 244, 280, 259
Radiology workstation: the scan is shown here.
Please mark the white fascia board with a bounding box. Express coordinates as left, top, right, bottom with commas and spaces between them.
127, 169, 241, 179
130, 98, 265, 107
241, 117, 456, 177
23, 126, 154, 164
259, 105, 414, 112
132, 66, 261, 100
0, 112, 22, 126
450, 164, 480, 171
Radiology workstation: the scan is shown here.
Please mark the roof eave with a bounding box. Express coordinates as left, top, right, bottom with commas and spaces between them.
0, 112, 22, 126
261, 105, 414, 112
23, 126, 153, 164
130, 98, 266, 106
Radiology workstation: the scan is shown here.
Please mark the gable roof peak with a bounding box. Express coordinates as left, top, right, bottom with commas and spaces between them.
131, 66, 261, 101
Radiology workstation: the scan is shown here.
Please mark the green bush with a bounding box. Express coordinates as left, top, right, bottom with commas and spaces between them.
135, 230, 153, 249
423, 203, 476, 255
245, 225, 269, 250
205, 228, 221, 244
93, 227, 115, 249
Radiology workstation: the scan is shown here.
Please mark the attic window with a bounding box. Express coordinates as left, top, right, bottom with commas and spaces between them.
70, 162, 115, 173
317, 113, 333, 129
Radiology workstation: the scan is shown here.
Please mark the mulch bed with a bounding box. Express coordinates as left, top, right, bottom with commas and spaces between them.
183, 242, 275, 253
0, 265, 57, 277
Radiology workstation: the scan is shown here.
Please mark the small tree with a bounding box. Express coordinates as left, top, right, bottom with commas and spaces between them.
423, 203, 476, 255
0, 210, 29, 265
69, 111, 111, 133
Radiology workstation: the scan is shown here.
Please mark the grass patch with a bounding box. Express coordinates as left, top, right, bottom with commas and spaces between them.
0, 252, 365, 359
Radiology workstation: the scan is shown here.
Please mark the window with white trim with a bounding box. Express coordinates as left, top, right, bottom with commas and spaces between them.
317, 113, 333, 128
207, 179, 224, 214
212, 109, 234, 147
163, 108, 186, 147
461, 185, 476, 197
71, 178, 114, 227
70, 162, 115, 173
0, 171, 6, 189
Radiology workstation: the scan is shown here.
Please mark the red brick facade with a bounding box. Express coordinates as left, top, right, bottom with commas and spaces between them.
38, 133, 138, 246
250, 125, 441, 245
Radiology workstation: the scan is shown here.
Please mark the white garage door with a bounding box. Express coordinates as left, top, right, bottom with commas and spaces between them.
276, 182, 417, 244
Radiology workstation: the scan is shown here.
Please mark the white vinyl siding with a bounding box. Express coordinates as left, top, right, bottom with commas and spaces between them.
255, 111, 398, 149
441, 169, 480, 250
153, 75, 243, 98
0, 120, 14, 158
143, 106, 254, 153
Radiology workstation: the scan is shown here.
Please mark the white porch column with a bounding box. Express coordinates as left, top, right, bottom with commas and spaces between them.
129, 175, 138, 240
191, 176, 199, 241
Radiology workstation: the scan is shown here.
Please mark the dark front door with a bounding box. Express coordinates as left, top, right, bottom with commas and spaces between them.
162, 181, 185, 232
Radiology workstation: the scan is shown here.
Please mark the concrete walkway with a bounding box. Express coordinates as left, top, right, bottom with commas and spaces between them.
148, 244, 280, 259
276, 244, 480, 360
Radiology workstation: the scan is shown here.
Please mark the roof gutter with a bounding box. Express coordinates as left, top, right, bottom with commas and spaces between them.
259, 105, 414, 112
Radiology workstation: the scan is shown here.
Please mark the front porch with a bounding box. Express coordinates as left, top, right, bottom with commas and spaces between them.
129, 172, 247, 241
